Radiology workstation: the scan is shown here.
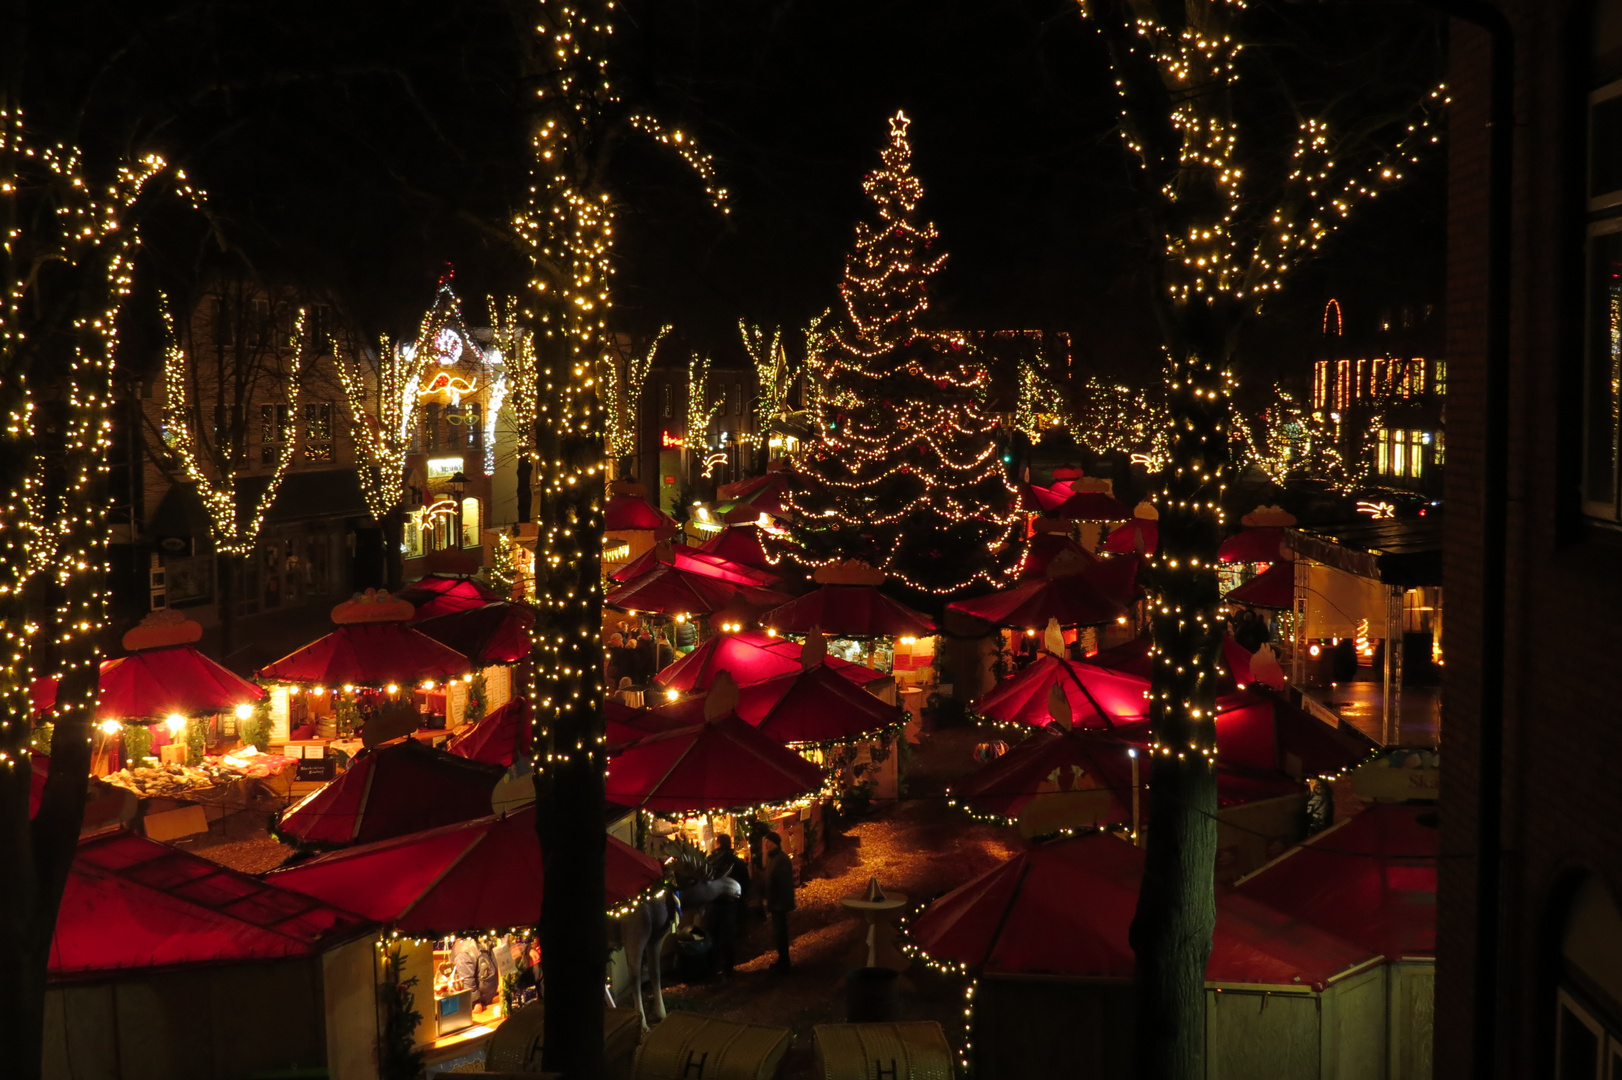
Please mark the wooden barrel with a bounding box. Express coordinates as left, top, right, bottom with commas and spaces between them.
632, 1012, 792, 1080
812, 1022, 955, 1080
485, 1002, 642, 1079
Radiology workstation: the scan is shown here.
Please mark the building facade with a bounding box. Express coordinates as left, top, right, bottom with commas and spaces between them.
1440, 3, 1622, 1077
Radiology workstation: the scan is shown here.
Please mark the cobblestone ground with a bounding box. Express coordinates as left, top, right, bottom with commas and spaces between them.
653, 724, 1020, 1079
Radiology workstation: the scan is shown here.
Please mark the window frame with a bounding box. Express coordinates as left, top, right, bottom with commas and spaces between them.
1582, 77, 1622, 521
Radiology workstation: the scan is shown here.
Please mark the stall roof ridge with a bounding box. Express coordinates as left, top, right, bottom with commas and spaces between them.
1284, 516, 1442, 587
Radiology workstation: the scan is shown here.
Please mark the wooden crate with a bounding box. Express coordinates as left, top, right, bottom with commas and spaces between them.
633, 1012, 791, 1080
485, 1002, 641, 1079
813, 1022, 954, 1080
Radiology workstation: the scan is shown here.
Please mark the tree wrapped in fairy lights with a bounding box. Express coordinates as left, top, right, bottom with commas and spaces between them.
1080, 0, 1446, 1073
788, 111, 1018, 597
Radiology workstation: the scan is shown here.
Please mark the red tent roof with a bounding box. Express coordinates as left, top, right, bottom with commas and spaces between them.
1017, 483, 1066, 513
269, 804, 664, 936
715, 472, 794, 518
1052, 490, 1131, 522
278, 739, 504, 847
445, 697, 534, 768
909, 832, 1377, 987
604, 563, 744, 616
947, 574, 1125, 630
698, 524, 776, 571
974, 653, 1150, 730
1015, 533, 1099, 580
652, 630, 885, 692
740, 663, 904, 745
256, 622, 473, 687
36, 646, 266, 723
1085, 633, 1249, 692
612, 544, 775, 587
1225, 561, 1294, 610
1102, 518, 1157, 555
414, 602, 535, 665
1219, 526, 1286, 564
1236, 805, 1438, 959
761, 585, 936, 638
52, 831, 372, 978
399, 575, 503, 620
604, 494, 681, 537
605, 713, 827, 813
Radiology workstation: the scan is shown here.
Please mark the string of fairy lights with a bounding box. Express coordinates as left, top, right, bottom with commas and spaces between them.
786, 111, 1020, 595
684, 350, 721, 465
1, 104, 196, 773
598, 324, 664, 461
739, 320, 793, 450
162, 299, 308, 558
333, 332, 417, 523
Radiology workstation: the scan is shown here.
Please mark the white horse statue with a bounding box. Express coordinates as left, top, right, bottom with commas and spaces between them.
614, 839, 744, 1030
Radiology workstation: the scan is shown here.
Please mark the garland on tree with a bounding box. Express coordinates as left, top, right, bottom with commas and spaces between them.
787, 111, 1018, 596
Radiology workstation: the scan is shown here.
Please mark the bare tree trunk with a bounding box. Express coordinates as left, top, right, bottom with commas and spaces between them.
384, 507, 405, 591
516, 453, 532, 524
217, 550, 237, 661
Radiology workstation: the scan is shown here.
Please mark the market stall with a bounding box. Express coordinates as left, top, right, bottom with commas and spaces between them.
758, 562, 936, 679
613, 539, 778, 587
696, 522, 777, 572
270, 803, 666, 1063
445, 696, 534, 768
604, 484, 683, 573
904, 832, 1387, 1080
651, 628, 885, 694
413, 600, 532, 723
1235, 805, 1438, 1080
398, 573, 504, 619
973, 649, 1150, 731
43, 830, 378, 1080
1101, 502, 1159, 555
277, 737, 505, 848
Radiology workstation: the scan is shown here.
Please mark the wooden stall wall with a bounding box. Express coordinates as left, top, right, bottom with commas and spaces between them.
1388, 961, 1435, 1080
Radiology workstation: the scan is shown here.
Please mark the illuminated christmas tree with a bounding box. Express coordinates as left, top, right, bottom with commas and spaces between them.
789, 111, 1018, 597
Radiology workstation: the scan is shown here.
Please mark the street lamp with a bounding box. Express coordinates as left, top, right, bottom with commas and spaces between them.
449, 471, 469, 548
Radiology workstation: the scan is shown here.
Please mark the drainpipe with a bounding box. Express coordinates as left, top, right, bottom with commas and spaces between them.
1414, 4, 1515, 1076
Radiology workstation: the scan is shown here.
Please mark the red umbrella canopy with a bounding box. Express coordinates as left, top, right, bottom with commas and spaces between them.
605, 713, 827, 813
256, 622, 473, 687
1015, 533, 1098, 580
414, 602, 535, 665
92, 645, 265, 721
974, 653, 1150, 730
946, 574, 1125, 630
604, 494, 681, 538
399, 575, 503, 620
949, 726, 1136, 825
1017, 483, 1067, 513
1102, 518, 1157, 555
445, 697, 534, 768
740, 663, 905, 746
715, 471, 794, 518
909, 832, 1375, 987
652, 630, 885, 692
698, 524, 777, 572
604, 563, 743, 616
1224, 561, 1294, 610
1235, 805, 1438, 959
278, 739, 504, 847
760, 585, 936, 639
1052, 490, 1131, 522
53, 831, 372, 977
269, 804, 664, 935
612, 544, 775, 587
1219, 526, 1286, 564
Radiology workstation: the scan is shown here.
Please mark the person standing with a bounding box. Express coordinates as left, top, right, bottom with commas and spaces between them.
763, 831, 795, 972
706, 834, 749, 977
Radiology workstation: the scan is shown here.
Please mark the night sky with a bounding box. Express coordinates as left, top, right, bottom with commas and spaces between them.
18, 0, 1445, 390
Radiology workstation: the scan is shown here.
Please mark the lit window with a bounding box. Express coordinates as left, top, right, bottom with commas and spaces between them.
462, 497, 481, 548
1410, 432, 1423, 478
303, 402, 334, 462
260, 403, 292, 465
1393, 430, 1406, 477
1377, 429, 1389, 474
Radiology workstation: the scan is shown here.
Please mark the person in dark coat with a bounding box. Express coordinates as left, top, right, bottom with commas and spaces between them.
762, 831, 795, 972
675, 617, 698, 652
654, 628, 676, 673
634, 629, 656, 684
706, 834, 749, 977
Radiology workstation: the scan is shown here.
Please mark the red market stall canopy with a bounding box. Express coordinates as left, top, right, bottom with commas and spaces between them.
1084, 633, 1254, 691
445, 697, 534, 768
1017, 482, 1065, 514
1225, 560, 1294, 610
1236, 804, 1438, 959
741, 662, 904, 746
946, 573, 1126, 630
760, 585, 936, 639
35, 648, 267, 723
605, 712, 827, 814
605, 563, 747, 616
52, 831, 372, 978
974, 653, 1150, 730
698, 524, 776, 572
1014, 533, 1098, 580
1053, 490, 1130, 522
714, 471, 795, 520
1113, 689, 1376, 781
612, 543, 776, 587
399, 574, 503, 620
1219, 526, 1286, 564
651, 630, 884, 693
1102, 517, 1157, 555
414, 602, 535, 665
256, 622, 473, 688
269, 804, 664, 936
605, 494, 681, 538
277, 739, 504, 848
908, 832, 1375, 987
